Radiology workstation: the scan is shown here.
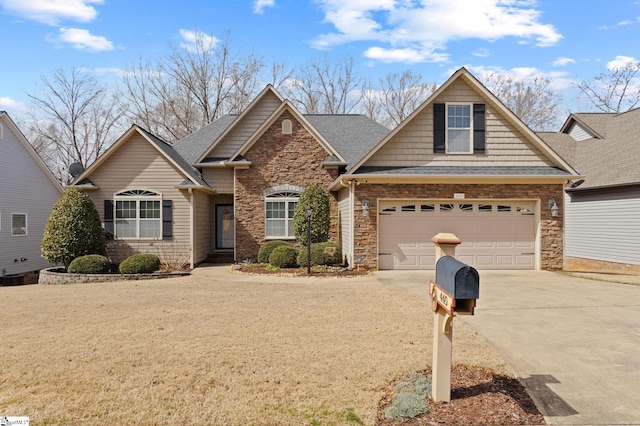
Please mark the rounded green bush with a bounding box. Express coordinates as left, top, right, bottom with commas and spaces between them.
297, 242, 342, 266
119, 253, 161, 274
68, 254, 110, 274
268, 245, 298, 268
258, 240, 290, 263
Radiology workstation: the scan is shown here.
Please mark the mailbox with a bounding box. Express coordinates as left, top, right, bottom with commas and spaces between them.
434, 256, 479, 314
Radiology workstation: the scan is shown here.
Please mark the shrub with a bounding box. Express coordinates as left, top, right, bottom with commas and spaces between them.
68, 255, 110, 274
41, 187, 106, 268
268, 245, 298, 268
258, 240, 290, 263
119, 253, 161, 274
293, 183, 330, 246
383, 392, 429, 419
297, 242, 342, 266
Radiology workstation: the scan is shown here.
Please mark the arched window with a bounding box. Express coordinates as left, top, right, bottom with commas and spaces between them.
265, 190, 300, 239
282, 119, 292, 135
114, 189, 162, 239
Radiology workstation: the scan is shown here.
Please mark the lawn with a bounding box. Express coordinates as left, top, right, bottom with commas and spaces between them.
0, 266, 507, 425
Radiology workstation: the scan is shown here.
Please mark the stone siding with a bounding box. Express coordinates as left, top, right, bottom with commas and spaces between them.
352, 183, 564, 270
235, 111, 340, 261
38, 267, 189, 285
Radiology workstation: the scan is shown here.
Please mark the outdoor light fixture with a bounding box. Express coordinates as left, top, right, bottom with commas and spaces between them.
362, 199, 370, 212
549, 200, 559, 217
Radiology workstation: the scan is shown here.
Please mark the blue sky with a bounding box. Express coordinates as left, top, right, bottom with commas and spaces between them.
1, 0, 639, 121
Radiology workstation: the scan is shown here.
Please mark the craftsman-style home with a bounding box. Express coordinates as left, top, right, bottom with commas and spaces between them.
71, 67, 578, 270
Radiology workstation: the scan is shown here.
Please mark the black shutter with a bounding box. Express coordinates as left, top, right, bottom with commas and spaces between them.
162, 200, 173, 240
433, 103, 446, 153
104, 200, 114, 240
473, 103, 486, 153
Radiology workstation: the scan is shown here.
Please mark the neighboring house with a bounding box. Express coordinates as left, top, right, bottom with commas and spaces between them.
70, 67, 578, 271
0, 111, 64, 277
540, 107, 640, 271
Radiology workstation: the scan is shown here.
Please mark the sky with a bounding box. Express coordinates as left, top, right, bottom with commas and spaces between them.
1, 0, 639, 123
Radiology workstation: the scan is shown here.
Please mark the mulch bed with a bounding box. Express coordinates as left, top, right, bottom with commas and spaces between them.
236, 264, 371, 277
377, 365, 546, 425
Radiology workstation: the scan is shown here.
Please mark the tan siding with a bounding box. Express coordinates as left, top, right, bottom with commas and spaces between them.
203, 167, 234, 193
365, 79, 554, 168
83, 133, 192, 263
338, 188, 352, 266
207, 92, 282, 158
194, 190, 211, 264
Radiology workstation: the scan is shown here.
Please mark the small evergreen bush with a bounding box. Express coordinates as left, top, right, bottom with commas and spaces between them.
119, 253, 161, 274
68, 255, 110, 274
258, 240, 290, 263
293, 183, 330, 246
268, 245, 298, 268
297, 242, 342, 266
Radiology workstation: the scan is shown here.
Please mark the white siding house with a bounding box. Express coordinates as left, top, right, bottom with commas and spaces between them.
0, 112, 64, 277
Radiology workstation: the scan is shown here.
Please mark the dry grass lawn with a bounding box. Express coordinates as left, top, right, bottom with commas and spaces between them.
0, 265, 507, 425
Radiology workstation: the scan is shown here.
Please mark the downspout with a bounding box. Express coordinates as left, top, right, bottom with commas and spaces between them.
189, 188, 194, 269
349, 180, 355, 269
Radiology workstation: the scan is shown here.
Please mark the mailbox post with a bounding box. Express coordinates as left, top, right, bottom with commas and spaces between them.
430, 233, 479, 402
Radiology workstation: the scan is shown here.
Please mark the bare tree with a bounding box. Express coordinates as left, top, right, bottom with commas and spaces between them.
282, 55, 362, 114
119, 30, 264, 142
362, 71, 436, 128
575, 60, 640, 113
480, 73, 561, 131
27, 67, 125, 183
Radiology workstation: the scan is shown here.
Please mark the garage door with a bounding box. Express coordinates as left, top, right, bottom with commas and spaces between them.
378, 201, 535, 270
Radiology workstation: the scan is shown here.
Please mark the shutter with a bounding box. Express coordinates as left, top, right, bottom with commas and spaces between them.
162, 200, 173, 240
473, 103, 486, 153
433, 103, 446, 153
104, 200, 114, 240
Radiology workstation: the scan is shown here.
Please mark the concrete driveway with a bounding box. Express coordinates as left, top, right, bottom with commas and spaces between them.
377, 270, 640, 425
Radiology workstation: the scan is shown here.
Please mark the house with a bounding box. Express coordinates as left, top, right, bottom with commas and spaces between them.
70, 67, 578, 271
0, 111, 64, 278
540, 107, 640, 272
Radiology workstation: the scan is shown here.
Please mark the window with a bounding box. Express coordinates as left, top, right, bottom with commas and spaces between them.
12, 213, 27, 236
433, 103, 485, 154
114, 189, 162, 239
447, 104, 472, 153
265, 191, 299, 239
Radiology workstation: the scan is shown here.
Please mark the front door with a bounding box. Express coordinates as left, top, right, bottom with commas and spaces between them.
215, 204, 234, 250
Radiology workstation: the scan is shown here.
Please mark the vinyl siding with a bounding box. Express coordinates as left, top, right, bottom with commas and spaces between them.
567, 122, 594, 141
207, 91, 282, 158
565, 188, 640, 265
365, 79, 554, 168
203, 167, 234, 193
0, 120, 62, 275
83, 133, 192, 263
338, 188, 352, 266
194, 190, 211, 264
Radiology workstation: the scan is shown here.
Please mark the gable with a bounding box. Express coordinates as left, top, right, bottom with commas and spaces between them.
362, 77, 556, 169
197, 88, 283, 163
86, 132, 192, 191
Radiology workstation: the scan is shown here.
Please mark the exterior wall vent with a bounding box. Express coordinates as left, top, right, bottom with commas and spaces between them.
282, 119, 292, 135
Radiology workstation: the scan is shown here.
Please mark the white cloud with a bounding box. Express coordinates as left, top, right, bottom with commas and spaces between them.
0, 97, 30, 114
364, 46, 448, 64
47, 27, 113, 52
607, 55, 639, 70
312, 0, 561, 63
0, 0, 102, 25
473, 48, 491, 58
179, 29, 219, 53
253, 0, 275, 14
553, 57, 575, 67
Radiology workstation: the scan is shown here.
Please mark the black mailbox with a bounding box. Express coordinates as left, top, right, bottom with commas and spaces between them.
435, 256, 479, 314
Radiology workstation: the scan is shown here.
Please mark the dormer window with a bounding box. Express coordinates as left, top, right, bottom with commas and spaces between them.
434, 103, 485, 154
446, 104, 472, 153
282, 119, 292, 135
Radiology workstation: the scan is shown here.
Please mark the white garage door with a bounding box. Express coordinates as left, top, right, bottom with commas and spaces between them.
378, 200, 535, 270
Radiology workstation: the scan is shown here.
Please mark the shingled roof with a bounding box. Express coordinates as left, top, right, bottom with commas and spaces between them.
540, 108, 640, 190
